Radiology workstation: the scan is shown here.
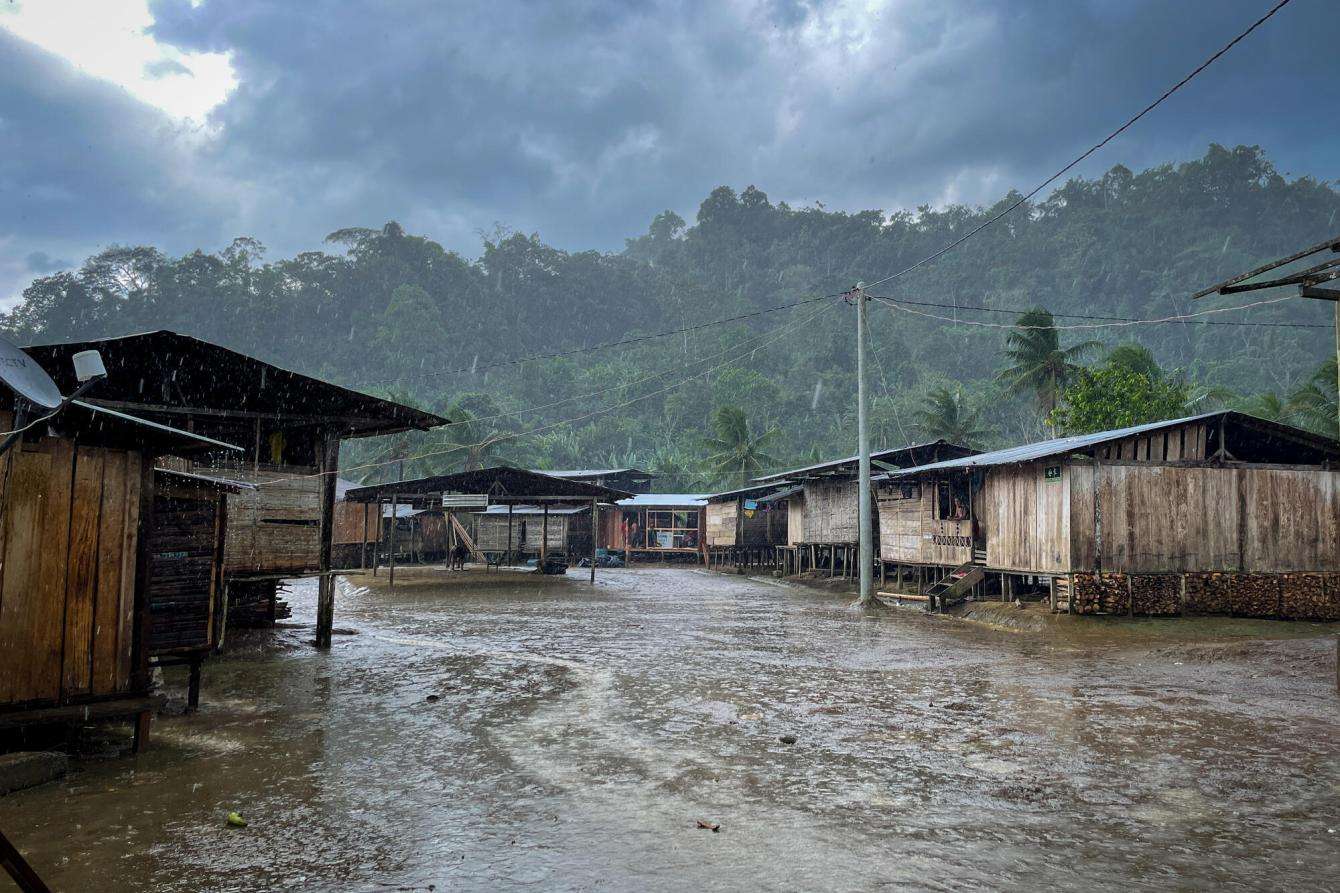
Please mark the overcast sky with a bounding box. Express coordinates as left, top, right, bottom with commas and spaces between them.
1, 0, 1337, 305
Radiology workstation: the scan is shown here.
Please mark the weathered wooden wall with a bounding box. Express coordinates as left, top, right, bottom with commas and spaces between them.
787, 496, 805, 546
801, 480, 861, 543
332, 500, 377, 546
706, 501, 736, 547
211, 466, 322, 574
876, 482, 974, 566
984, 463, 1070, 573
0, 436, 144, 708
146, 479, 222, 655
475, 513, 569, 552
1091, 421, 1208, 462
1067, 463, 1338, 573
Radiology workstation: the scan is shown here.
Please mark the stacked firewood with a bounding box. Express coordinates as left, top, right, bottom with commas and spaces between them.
1229, 574, 1281, 618
1071, 573, 1129, 615
1131, 575, 1180, 616
1184, 573, 1232, 615
1280, 573, 1340, 622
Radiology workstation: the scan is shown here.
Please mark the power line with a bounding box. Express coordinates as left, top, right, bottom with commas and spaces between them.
408, 295, 844, 430
351, 293, 839, 389
861, 0, 1294, 292
872, 294, 1301, 330
268, 299, 835, 485
870, 295, 1332, 330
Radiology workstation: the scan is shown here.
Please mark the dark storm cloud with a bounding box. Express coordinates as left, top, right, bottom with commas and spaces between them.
3, 0, 1337, 301
144, 0, 1339, 248
0, 29, 234, 299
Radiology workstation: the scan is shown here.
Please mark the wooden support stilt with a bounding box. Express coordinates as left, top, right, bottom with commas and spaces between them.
589, 498, 597, 584
388, 494, 398, 588
132, 710, 152, 753
187, 654, 202, 713
0, 827, 51, 893
315, 435, 338, 649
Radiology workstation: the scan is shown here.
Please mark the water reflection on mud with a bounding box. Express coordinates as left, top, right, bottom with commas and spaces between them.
2, 568, 1337, 891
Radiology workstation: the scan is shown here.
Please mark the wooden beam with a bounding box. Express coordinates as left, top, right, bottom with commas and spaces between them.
1192, 235, 1340, 299
314, 435, 339, 650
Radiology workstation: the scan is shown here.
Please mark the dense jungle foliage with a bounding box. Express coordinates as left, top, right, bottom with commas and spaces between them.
5, 144, 1337, 487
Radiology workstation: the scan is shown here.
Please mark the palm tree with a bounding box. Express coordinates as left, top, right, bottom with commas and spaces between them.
1288, 358, 1338, 436
647, 445, 709, 491
914, 385, 989, 447
703, 405, 778, 485
997, 308, 1100, 421
1234, 392, 1292, 424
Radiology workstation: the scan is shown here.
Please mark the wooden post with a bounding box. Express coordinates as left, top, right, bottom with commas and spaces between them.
589, 498, 597, 583
388, 493, 398, 587
372, 502, 381, 577
506, 504, 513, 567
187, 654, 202, 712
315, 434, 338, 650
131, 458, 156, 694
0, 826, 51, 893
359, 502, 369, 571
541, 503, 549, 566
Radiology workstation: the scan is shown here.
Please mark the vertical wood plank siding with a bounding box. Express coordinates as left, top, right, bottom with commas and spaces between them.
0, 435, 145, 708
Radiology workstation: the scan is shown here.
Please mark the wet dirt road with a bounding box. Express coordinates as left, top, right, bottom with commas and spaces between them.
3, 568, 1338, 891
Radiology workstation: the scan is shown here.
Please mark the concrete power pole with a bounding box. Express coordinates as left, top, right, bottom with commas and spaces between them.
852, 283, 877, 607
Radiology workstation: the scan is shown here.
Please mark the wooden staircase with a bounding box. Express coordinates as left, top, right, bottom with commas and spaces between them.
926, 561, 987, 611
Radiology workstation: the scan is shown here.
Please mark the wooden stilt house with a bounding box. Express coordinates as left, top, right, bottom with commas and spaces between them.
877, 412, 1340, 617
25, 331, 447, 647
705, 481, 801, 571
0, 399, 241, 748
753, 440, 977, 578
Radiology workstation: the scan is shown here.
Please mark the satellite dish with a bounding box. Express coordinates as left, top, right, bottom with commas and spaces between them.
0, 335, 63, 410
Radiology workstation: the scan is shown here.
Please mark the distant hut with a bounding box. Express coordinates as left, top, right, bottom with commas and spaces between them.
606, 494, 707, 563
25, 331, 447, 645
754, 440, 977, 577
704, 481, 801, 571
0, 398, 240, 749
332, 478, 379, 568
879, 412, 1340, 617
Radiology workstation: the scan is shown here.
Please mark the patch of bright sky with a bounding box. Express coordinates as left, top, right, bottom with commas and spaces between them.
0, 0, 235, 122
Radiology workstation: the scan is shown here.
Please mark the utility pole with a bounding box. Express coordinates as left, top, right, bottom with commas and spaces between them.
851, 283, 877, 608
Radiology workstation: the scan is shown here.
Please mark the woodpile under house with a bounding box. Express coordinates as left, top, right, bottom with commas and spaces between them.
755, 440, 977, 578
877, 411, 1340, 617
25, 331, 447, 649
0, 398, 242, 749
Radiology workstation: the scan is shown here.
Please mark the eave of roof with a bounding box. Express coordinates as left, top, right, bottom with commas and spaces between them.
754, 439, 976, 482
24, 330, 448, 437
879, 411, 1339, 478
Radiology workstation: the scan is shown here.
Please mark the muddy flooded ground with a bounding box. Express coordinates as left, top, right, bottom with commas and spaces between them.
3, 567, 1338, 891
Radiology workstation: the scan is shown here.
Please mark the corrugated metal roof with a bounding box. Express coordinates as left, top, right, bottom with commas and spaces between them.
534, 468, 650, 478
705, 480, 795, 501
756, 484, 803, 504
474, 504, 587, 516
878, 411, 1335, 478
616, 493, 708, 507
753, 439, 975, 482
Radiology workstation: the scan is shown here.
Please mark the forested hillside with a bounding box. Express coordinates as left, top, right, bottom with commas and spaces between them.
6, 144, 1337, 486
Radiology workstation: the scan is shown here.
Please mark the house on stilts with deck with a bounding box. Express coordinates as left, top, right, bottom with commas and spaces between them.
875, 411, 1340, 618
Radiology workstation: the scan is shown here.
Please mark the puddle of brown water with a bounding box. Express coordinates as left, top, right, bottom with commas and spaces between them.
2, 568, 1337, 892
